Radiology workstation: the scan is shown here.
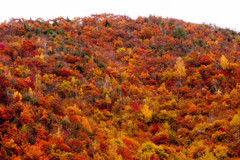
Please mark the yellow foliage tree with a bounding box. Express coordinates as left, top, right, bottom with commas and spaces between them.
213, 145, 228, 159
13, 91, 22, 101
220, 55, 229, 70
174, 57, 186, 78
140, 104, 152, 122
81, 116, 93, 134
107, 141, 123, 160
137, 141, 168, 160
105, 94, 111, 104
230, 114, 240, 126
65, 104, 82, 116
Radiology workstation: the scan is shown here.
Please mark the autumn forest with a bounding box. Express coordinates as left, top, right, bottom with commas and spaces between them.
0, 14, 240, 159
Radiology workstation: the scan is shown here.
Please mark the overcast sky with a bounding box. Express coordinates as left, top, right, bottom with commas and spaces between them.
1, 0, 239, 32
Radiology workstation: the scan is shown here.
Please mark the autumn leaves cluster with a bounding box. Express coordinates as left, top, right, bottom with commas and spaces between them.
0, 14, 240, 159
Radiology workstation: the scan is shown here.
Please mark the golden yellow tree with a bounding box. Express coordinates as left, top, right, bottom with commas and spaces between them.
81, 116, 93, 134
220, 55, 229, 70
13, 91, 22, 101
140, 104, 152, 123
174, 57, 186, 78
105, 94, 111, 104
174, 57, 186, 88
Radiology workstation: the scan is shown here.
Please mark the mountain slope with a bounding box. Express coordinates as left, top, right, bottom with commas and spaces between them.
0, 14, 240, 159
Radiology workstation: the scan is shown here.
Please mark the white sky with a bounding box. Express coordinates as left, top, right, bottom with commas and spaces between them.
1, 0, 239, 32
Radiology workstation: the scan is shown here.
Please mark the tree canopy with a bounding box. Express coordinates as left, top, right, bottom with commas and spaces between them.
0, 14, 240, 159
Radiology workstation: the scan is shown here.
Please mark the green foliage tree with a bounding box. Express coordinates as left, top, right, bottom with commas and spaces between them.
172, 26, 187, 40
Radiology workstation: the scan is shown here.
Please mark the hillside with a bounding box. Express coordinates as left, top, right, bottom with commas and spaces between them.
0, 14, 240, 159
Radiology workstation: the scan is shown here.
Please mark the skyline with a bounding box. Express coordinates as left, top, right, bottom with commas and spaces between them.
0, 0, 239, 32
